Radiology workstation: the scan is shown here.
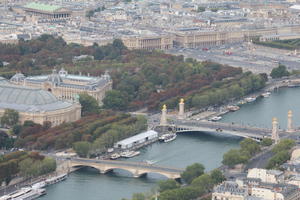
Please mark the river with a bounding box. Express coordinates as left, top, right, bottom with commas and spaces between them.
40, 87, 300, 200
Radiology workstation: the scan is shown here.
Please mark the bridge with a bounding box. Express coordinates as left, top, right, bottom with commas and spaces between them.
172, 119, 272, 140
157, 99, 296, 143
68, 158, 183, 179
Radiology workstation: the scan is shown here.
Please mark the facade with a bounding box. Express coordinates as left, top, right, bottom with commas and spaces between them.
23, 2, 71, 22
0, 77, 81, 126
10, 68, 112, 105
247, 168, 284, 184
122, 35, 173, 50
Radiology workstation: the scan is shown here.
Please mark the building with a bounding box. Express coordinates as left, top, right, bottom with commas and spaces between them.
23, 2, 71, 22
247, 168, 284, 184
212, 181, 248, 200
114, 130, 158, 149
10, 68, 112, 105
0, 77, 81, 126
122, 34, 173, 50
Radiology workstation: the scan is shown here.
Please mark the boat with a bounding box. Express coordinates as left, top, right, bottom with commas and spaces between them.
45, 173, 67, 186
145, 160, 157, 165
261, 92, 271, 98
8, 187, 46, 200
163, 134, 177, 143
110, 153, 121, 160
288, 84, 300, 88
245, 97, 256, 103
159, 134, 169, 141
210, 116, 222, 121
227, 105, 240, 112
0, 195, 11, 200
120, 151, 140, 158
31, 181, 46, 189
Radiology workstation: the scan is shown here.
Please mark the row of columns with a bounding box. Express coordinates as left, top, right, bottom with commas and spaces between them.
272, 110, 294, 144
160, 98, 185, 126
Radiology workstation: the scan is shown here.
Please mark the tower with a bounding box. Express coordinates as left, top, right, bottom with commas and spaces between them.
287, 110, 294, 132
178, 98, 185, 119
160, 104, 167, 126
272, 117, 279, 144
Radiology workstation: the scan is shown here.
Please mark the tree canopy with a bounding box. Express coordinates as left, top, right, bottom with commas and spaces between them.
79, 93, 100, 116
1, 109, 19, 127
270, 64, 290, 78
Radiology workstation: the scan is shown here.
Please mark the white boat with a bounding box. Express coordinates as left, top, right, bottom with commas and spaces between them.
159, 134, 173, 141
0, 195, 11, 200
45, 173, 67, 186
110, 153, 120, 160
163, 134, 177, 143
120, 151, 140, 158
145, 160, 157, 165
210, 116, 222, 121
8, 187, 46, 200
227, 105, 240, 111
31, 181, 46, 189
245, 97, 256, 103
261, 92, 271, 98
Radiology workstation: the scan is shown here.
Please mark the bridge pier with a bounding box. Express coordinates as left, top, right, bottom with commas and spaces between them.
272, 117, 279, 144
178, 98, 185, 119
287, 110, 294, 132
160, 104, 168, 126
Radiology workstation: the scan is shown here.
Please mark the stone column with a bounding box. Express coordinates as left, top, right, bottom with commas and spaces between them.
160, 104, 167, 126
287, 110, 294, 132
272, 117, 279, 144
178, 98, 185, 119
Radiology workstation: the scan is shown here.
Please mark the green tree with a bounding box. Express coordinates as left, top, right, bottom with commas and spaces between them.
112, 39, 127, 50
93, 47, 104, 60
210, 169, 225, 184
266, 150, 290, 169
131, 193, 146, 200
222, 149, 248, 168
272, 139, 295, 153
103, 90, 129, 110
197, 7, 205, 12
73, 141, 91, 157
191, 174, 213, 192
270, 64, 290, 78
240, 138, 261, 156
158, 179, 180, 193
1, 109, 19, 127
79, 93, 99, 116
261, 138, 273, 146
0, 61, 3, 67
181, 163, 205, 184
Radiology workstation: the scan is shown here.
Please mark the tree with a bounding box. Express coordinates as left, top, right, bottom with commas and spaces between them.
181, 163, 205, 184
270, 64, 290, 78
0, 61, 3, 67
112, 39, 127, 51
191, 174, 213, 192
222, 149, 248, 168
79, 93, 100, 116
1, 109, 19, 127
266, 150, 290, 169
93, 47, 104, 60
158, 179, 180, 193
272, 139, 295, 153
197, 7, 205, 12
103, 90, 129, 110
73, 141, 91, 157
261, 138, 273, 146
210, 169, 225, 184
240, 138, 261, 156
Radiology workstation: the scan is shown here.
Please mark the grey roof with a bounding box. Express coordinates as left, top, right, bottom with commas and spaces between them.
116, 130, 158, 146
0, 83, 74, 112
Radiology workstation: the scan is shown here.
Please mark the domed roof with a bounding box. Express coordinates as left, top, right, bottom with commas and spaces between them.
10, 72, 25, 82
0, 85, 58, 105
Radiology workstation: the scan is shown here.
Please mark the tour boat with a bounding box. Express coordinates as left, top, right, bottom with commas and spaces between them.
227, 105, 240, 112
31, 181, 46, 189
261, 92, 271, 98
210, 116, 222, 121
159, 134, 174, 141
145, 160, 157, 165
8, 187, 46, 200
45, 173, 67, 186
163, 134, 177, 143
120, 151, 140, 158
110, 153, 121, 160
245, 97, 256, 103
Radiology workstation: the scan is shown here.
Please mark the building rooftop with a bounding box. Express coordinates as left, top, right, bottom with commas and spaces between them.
24, 2, 62, 12
0, 80, 74, 112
